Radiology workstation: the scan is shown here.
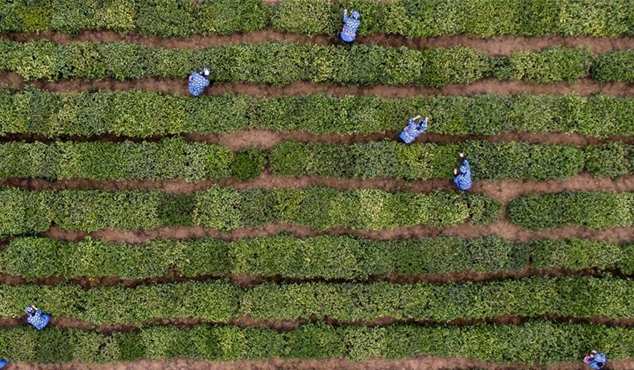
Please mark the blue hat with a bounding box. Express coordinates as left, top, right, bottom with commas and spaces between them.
352, 10, 360, 19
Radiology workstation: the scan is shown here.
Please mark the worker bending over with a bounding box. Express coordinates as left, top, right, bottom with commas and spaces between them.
25, 305, 51, 330
188, 68, 211, 97
340, 9, 361, 43
399, 115, 428, 143
453, 152, 472, 191
584, 350, 607, 370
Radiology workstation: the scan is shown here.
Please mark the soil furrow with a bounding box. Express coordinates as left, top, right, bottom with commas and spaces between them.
190, 131, 634, 149
4, 30, 634, 55
15, 173, 634, 244
0, 357, 592, 370
0, 130, 630, 148
39, 221, 634, 245
4, 173, 634, 201
2, 315, 634, 334
0, 175, 453, 193
0, 265, 614, 289
2, 73, 633, 97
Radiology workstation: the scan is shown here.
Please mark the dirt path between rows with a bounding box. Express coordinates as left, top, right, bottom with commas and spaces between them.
2, 174, 453, 194
5, 172, 634, 200
4, 129, 629, 147
193, 130, 634, 149
1, 129, 629, 148
4, 30, 634, 55
4, 314, 634, 334
0, 357, 601, 370
0, 172, 621, 244
0, 315, 296, 333
2, 73, 633, 97
41, 221, 634, 245
0, 264, 616, 289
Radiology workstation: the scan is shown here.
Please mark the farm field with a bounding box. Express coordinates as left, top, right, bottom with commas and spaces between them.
4, 0, 634, 370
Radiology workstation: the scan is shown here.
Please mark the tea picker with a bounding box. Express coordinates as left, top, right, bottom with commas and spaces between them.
584, 350, 607, 370
188, 68, 211, 97
399, 115, 428, 144
340, 9, 361, 43
453, 152, 472, 191
25, 305, 51, 330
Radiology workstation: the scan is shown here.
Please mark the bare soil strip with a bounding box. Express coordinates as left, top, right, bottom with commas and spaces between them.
1, 73, 633, 97
0, 357, 595, 370
0, 265, 613, 289
8, 173, 630, 244
3, 314, 634, 334
1, 174, 454, 194
39, 221, 634, 245
191, 130, 633, 150
1, 130, 629, 148
0, 271, 221, 289
0, 315, 297, 333
4, 30, 634, 55
4, 173, 634, 200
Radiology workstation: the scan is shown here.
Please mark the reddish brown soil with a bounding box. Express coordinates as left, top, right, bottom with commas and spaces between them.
0, 175, 453, 193
383, 266, 606, 285
476, 173, 634, 203
190, 130, 633, 150
176, 79, 634, 97
40, 220, 634, 245
0, 133, 157, 144
1, 129, 626, 148
1, 72, 633, 97
5, 171, 629, 246
22, 171, 634, 245
4, 171, 634, 199
4, 314, 634, 334
0, 264, 619, 290
6, 357, 612, 370
4, 30, 634, 55
0, 270, 222, 289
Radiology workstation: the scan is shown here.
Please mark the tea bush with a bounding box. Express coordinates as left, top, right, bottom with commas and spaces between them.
271, 141, 594, 181
0, 277, 633, 324
0, 187, 501, 236
0, 41, 604, 86
3, 0, 634, 38
509, 192, 634, 229
0, 235, 568, 280
0, 322, 634, 363
4, 89, 634, 138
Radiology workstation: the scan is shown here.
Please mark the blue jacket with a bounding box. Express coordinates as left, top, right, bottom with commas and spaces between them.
585, 353, 607, 370
25, 306, 51, 330
188, 72, 210, 96
0, 357, 7, 369
454, 160, 472, 191
340, 13, 361, 42
399, 117, 428, 143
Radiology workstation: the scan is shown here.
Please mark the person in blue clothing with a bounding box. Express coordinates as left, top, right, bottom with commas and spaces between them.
453, 152, 472, 191
340, 9, 361, 43
584, 350, 607, 370
188, 68, 210, 97
0, 357, 7, 369
399, 115, 429, 143
25, 305, 51, 331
